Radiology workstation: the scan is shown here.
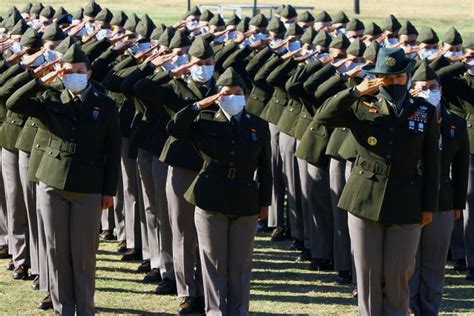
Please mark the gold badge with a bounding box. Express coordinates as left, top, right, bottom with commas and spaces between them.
367, 136, 378, 146
386, 57, 396, 67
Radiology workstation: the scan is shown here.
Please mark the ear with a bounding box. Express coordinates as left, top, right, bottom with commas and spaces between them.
87, 69, 92, 79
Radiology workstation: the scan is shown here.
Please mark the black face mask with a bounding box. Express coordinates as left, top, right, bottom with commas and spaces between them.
380, 84, 407, 104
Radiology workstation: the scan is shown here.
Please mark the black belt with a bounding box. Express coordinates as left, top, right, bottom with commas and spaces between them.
203, 165, 255, 180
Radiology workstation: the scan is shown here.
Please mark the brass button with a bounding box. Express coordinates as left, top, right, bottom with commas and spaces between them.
231, 140, 236, 144
230, 151, 235, 156
11, 120, 15, 123
310, 127, 314, 131
36, 144, 40, 148
359, 170, 364, 174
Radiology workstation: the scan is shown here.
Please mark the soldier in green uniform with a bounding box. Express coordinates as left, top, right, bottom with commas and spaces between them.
408, 61, 469, 315
316, 48, 440, 315
167, 67, 272, 316
6, 44, 121, 315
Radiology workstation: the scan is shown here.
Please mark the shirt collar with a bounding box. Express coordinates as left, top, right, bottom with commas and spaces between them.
221, 109, 244, 123
68, 84, 92, 102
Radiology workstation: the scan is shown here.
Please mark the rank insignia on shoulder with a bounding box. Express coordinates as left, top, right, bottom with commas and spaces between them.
367, 136, 377, 146
92, 107, 100, 120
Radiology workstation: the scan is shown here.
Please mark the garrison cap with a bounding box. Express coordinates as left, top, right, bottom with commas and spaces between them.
11, 19, 29, 35
42, 22, 66, 41
198, 33, 214, 43
332, 11, 350, 24
158, 27, 175, 47
313, 10, 332, 23
20, 27, 42, 48
151, 23, 167, 40
30, 3, 44, 15
363, 47, 415, 75
53, 7, 68, 20
301, 28, 317, 44
329, 33, 350, 49
111, 11, 127, 26
297, 11, 314, 23
281, 4, 297, 19
56, 14, 72, 25
169, 29, 191, 49
418, 27, 439, 45
363, 41, 381, 62
183, 6, 201, 19
40, 5, 55, 19
7, 6, 19, 17
5, 12, 23, 31
95, 8, 113, 23
443, 27, 463, 45
267, 18, 284, 34
55, 36, 77, 55
313, 29, 332, 47
62, 44, 90, 66
237, 16, 250, 32
249, 13, 268, 27
21, 3, 32, 14
209, 14, 225, 27
347, 38, 366, 57
0, 17, 4, 27
225, 14, 241, 27
136, 14, 156, 39
275, 5, 287, 16
399, 21, 418, 36
84, 1, 102, 18
463, 32, 474, 50
412, 61, 439, 82
124, 13, 139, 32
285, 23, 304, 37
383, 14, 401, 32
188, 36, 214, 59
216, 67, 246, 88
200, 9, 214, 22
364, 22, 383, 36
72, 8, 84, 20
346, 18, 364, 32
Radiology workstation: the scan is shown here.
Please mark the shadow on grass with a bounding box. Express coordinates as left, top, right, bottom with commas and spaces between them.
96, 276, 146, 284
97, 266, 137, 274
96, 286, 155, 295
96, 307, 174, 315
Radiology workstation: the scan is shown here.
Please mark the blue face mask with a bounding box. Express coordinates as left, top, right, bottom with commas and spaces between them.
96, 28, 112, 40
128, 42, 151, 55
11, 41, 22, 53
191, 64, 215, 83
250, 32, 268, 42
336, 28, 347, 35
419, 48, 438, 59
287, 40, 301, 52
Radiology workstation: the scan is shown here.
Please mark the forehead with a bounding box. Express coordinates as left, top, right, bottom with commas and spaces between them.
62, 62, 87, 70
414, 79, 439, 87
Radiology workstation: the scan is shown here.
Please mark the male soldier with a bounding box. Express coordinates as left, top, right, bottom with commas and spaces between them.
6, 44, 121, 315
316, 48, 440, 315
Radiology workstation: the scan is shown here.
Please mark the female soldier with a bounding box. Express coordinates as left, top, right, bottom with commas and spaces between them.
167, 67, 272, 316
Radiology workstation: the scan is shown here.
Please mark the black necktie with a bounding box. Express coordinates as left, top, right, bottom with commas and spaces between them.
230, 117, 238, 126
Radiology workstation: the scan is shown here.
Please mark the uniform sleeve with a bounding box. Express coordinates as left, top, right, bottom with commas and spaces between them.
451, 125, 470, 210
266, 58, 297, 87
254, 55, 282, 86
5, 77, 46, 119
422, 109, 441, 212
245, 47, 272, 79
120, 62, 155, 96
91, 48, 120, 82
315, 87, 358, 128
102, 104, 122, 196
133, 72, 181, 113
0, 69, 34, 100
166, 104, 200, 141
257, 123, 272, 206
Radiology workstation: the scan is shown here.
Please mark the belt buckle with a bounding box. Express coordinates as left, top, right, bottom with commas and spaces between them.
227, 167, 237, 179
69, 143, 77, 154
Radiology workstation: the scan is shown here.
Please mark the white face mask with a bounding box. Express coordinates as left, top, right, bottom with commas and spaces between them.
172, 54, 189, 67
384, 37, 398, 46
186, 20, 200, 30
287, 40, 301, 52
219, 95, 246, 117
96, 28, 112, 40
84, 22, 95, 35
444, 50, 463, 58
11, 41, 22, 53
62, 73, 89, 94
250, 32, 268, 42
418, 89, 441, 106
44, 49, 62, 62
419, 48, 438, 59
336, 28, 347, 35
22, 54, 45, 67
284, 22, 294, 30
190, 64, 215, 83
128, 42, 151, 54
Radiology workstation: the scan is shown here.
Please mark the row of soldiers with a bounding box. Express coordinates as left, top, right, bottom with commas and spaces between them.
0, 1, 472, 315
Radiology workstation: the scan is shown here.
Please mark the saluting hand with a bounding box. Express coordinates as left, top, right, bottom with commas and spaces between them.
197, 91, 224, 110
354, 78, 384, 96
33, 59, 60, 78
170, 59, 199, 78
421, 211, 433, 227
40, 67, 64, 85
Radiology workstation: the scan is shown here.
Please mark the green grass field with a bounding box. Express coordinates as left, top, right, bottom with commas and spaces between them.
0, 233, 473, 315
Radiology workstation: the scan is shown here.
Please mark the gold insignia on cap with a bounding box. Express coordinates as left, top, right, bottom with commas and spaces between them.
386, 57, 396, 67
367, 136, 378, 146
